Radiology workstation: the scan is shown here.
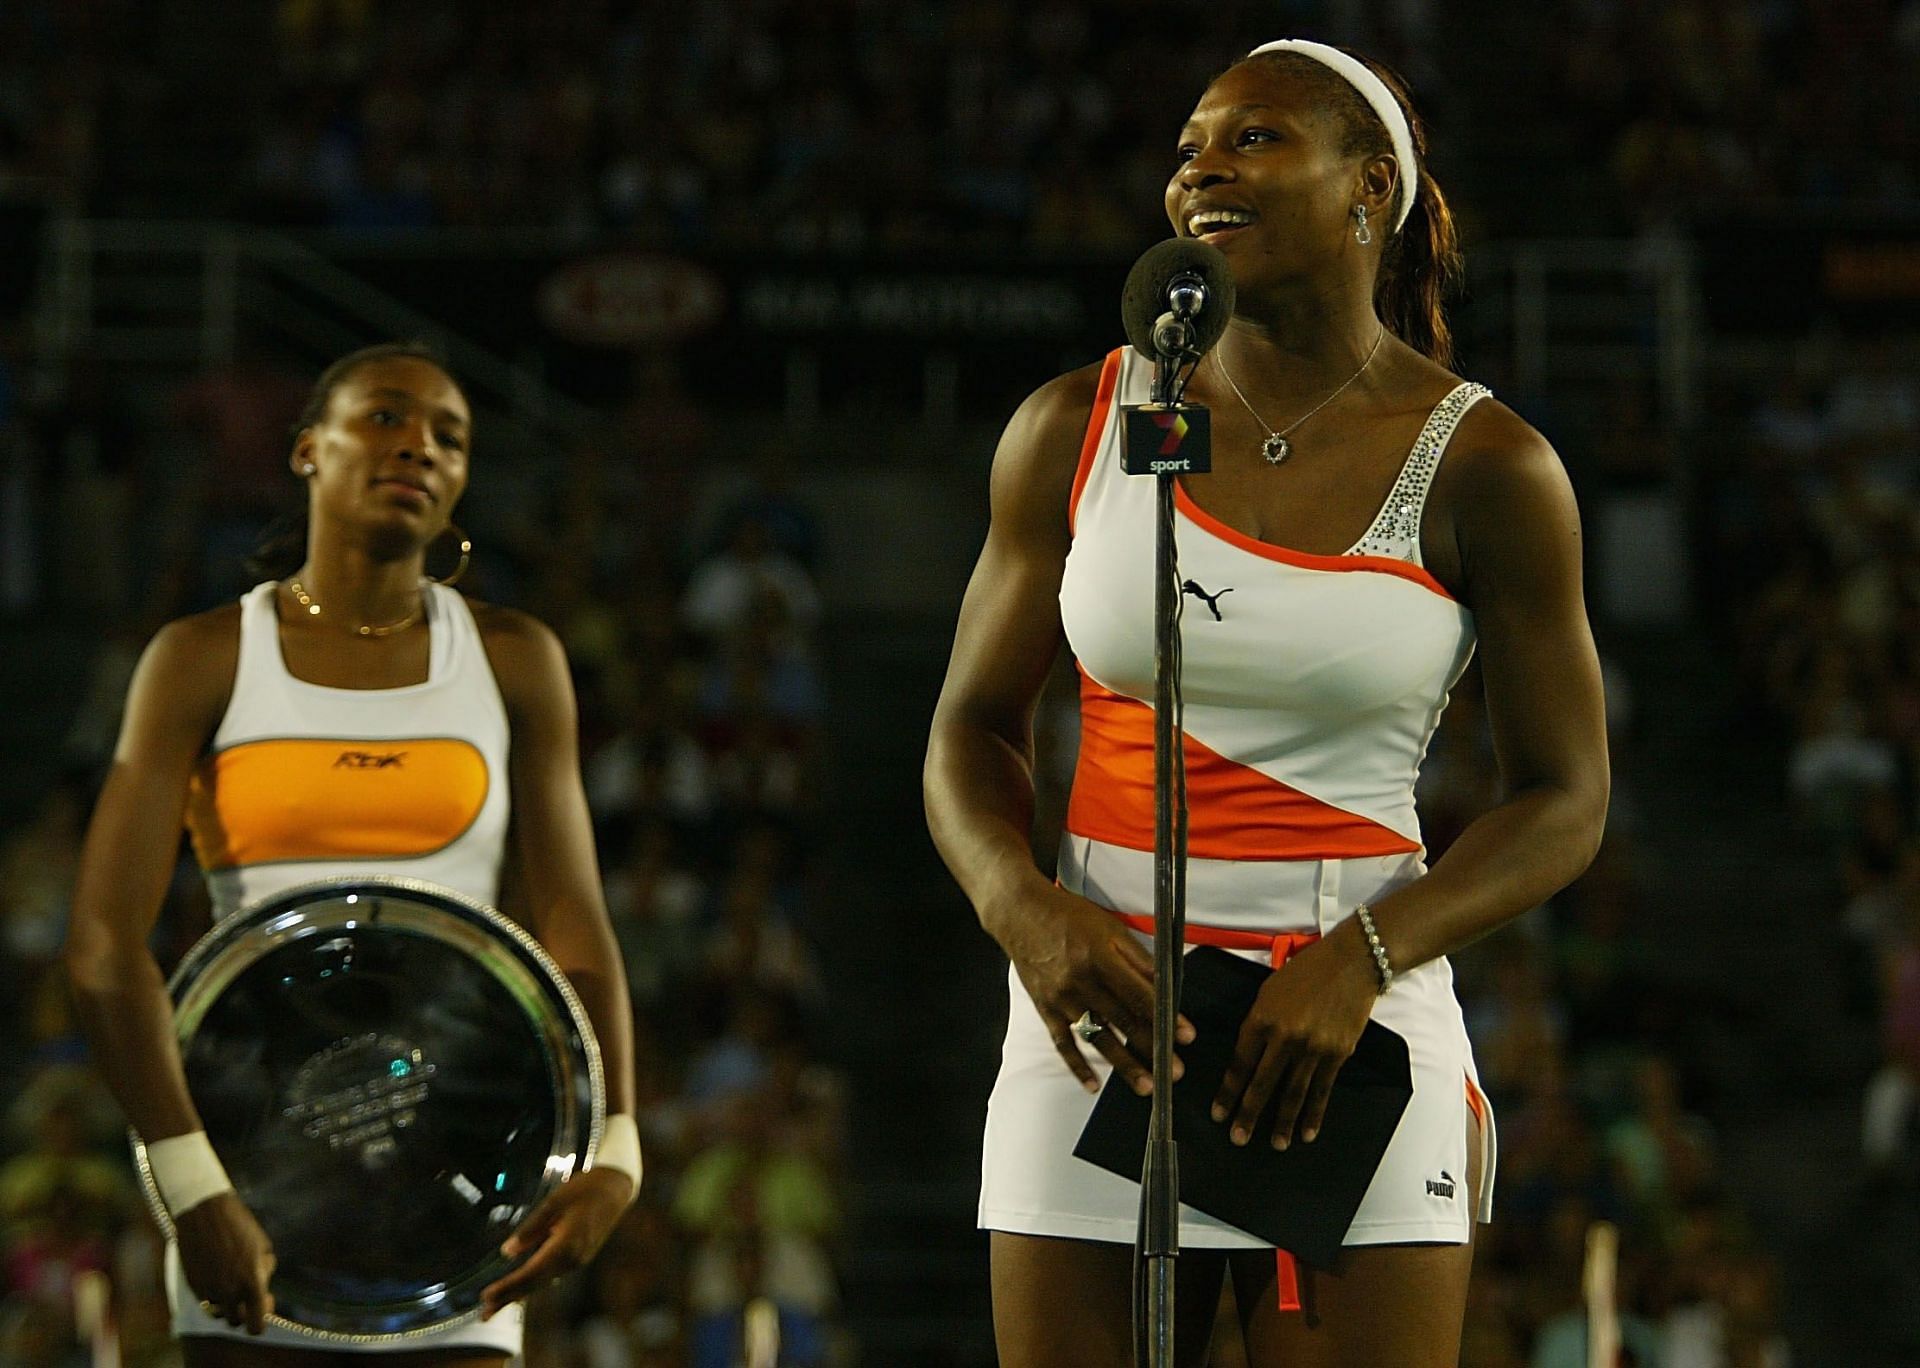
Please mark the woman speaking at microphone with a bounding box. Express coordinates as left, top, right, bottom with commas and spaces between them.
925, 40, 1608, 1367
64, 343, 640, 1366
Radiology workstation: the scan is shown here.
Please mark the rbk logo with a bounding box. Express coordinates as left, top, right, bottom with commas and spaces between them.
1182, 580, 1233, 621
1151, 411, 1190, 456
1426, 1170, 1456, 1199
335, 750, 407, 769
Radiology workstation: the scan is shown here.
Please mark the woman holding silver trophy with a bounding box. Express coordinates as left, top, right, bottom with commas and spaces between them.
63, 343, 641, 1364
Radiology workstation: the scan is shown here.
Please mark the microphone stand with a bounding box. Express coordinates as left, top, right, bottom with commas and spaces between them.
1135, 329, 1197, 1368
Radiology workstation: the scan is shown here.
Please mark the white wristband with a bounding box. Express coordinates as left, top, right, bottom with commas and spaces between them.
590, 1114, 643, 1195
145, 1131, 235, 1219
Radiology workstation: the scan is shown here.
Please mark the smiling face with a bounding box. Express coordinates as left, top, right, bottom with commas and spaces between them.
1165, 56, 1398, 294
293, 355, 472, 554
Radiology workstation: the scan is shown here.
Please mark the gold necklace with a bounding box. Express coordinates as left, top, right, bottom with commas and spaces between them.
284, 577, 422, 637
1213, 327, 1386, 465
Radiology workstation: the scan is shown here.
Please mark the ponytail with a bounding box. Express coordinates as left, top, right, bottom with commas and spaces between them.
1376, 163, 1463, 369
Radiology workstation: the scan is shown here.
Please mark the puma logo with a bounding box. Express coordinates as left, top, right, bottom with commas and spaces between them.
1426, 1170, 1456, 1200
1181, 580, 1233, 621
334, 750, 407, 770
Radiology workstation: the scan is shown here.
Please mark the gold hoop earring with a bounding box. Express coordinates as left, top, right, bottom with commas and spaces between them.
429, 526, 472, 587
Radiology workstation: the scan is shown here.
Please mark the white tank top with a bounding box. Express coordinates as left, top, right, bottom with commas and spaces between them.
1058, 347, 1487, 921
185, 581, 512, 920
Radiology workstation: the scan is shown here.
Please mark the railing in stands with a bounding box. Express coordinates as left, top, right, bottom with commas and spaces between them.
37, 219, 1702, 442
1473, 234, 1701, 429
35, 217, 599, 449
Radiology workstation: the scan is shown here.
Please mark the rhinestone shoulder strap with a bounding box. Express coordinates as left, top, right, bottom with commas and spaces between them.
1344, 382, 1491, 562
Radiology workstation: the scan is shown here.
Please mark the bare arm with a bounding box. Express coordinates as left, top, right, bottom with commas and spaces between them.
924, 370, 1088, 925
1358, 404, 1611, 972
477, 605, 636, 1314
1213, 404, 1610, 1151
63, 610, 277, 1331
65, 611, 235, 1147
925, 364, 1191, 1092
480, 605, 635, 1118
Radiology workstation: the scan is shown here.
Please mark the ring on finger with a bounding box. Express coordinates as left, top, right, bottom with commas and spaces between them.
1072, 1010, 1105, 1042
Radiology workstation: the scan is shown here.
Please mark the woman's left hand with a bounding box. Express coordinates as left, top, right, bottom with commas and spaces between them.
479, 1168, 636, 1317
1211, 925, 1382, 1149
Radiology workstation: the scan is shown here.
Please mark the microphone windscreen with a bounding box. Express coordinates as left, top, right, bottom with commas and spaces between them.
1121, 238, 1236, 361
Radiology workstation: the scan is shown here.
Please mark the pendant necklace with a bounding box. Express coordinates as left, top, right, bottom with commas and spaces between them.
1212, 327, 1386, 465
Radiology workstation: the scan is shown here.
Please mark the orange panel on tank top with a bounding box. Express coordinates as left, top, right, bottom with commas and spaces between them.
1066, 674, 1420, 861
186, 737, 490, 871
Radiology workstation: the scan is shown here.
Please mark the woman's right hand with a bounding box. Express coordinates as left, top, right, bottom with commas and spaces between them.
921, 368, 1193, 1093
987, 883, 1195, 1095
175, 1192, 277, 1335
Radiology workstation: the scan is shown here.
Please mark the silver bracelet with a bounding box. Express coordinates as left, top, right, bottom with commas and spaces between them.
1353, 903, 1393, 993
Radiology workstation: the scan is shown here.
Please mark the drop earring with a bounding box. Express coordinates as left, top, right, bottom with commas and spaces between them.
1353, 204, 1372, 246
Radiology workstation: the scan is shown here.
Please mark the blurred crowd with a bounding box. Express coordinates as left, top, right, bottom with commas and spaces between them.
1534, 0, 1920, 229
0, 348, 849, 1368
1707, 336, 1920, 1188
6, 1, 1920, 248
1431, 695, 1793, 1368
4, 0, 1919, 1365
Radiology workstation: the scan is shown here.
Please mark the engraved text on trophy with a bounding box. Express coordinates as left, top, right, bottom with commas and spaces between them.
282, 1032, 438, 1170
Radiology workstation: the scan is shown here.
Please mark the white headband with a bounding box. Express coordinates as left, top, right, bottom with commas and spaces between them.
1246, 39, 1418, 232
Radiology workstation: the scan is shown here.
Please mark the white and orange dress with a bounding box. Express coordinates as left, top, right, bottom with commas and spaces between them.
167, 579, 524, 1354
979, 348, 1497, 1252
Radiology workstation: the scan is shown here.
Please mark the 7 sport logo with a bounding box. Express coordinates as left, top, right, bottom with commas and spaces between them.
1121, 404, 1212, 476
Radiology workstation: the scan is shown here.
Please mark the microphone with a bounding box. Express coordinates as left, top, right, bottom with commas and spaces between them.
1121, 238, 1236, 365
1117, 238, 1227, 475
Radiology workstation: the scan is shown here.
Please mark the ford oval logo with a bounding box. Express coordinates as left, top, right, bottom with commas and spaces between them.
539, 254, 726, 346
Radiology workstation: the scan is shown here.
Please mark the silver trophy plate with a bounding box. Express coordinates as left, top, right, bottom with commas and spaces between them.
132, 877, 604, 1343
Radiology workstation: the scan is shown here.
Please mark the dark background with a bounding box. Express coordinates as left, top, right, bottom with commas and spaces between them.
3, 2, 1918, 1365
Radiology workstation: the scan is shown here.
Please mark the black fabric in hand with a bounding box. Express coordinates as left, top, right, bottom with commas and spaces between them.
1073, 945, 1413, 1267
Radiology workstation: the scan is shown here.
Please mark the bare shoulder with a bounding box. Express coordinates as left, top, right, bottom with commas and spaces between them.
1428, 396, 1584, 604
1443, 391, 1559, 484
467, 599, 570, 708
1004, 360, 1107, 451
467, 597, 557, 649
142, 602, 242, 700
1433, 396, 1575, 521
991, 356, 1111, 534
1447, 396, 1562, 472
123, 602, 242, 751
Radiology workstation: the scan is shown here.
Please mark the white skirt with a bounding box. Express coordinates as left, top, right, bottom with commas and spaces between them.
978, 840, 1497, 1249
166, 1242, 525, 1355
